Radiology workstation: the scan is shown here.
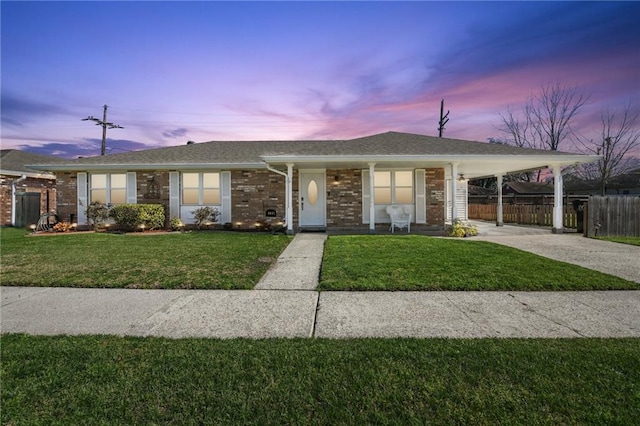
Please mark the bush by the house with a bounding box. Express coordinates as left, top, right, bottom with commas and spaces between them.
191, 206, 220, 229
85, 201, 110, 230
110, 204, 165, 231
170, 217, 185, 231
448, 219, 478, 237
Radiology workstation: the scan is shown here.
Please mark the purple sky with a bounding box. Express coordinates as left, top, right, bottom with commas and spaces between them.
2, 1, 639, 159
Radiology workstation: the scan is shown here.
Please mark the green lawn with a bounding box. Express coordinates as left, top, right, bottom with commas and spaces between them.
320, 235, 636, 291
2, 335, 638, 425
595, 236, 640, 246
0, 227, 290, 289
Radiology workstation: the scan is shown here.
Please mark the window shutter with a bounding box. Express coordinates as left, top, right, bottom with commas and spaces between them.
77, 172, 88, 225
362, 169, 370, 224
169, 172, 180, 220
415, 169, 426, 223
220, 171, 231, 223
457, 181, 468, 220
126, 172, 137, 204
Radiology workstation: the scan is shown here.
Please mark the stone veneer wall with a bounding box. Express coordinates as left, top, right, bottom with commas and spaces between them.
0, 175, 57, 225
425, 168, 445, 227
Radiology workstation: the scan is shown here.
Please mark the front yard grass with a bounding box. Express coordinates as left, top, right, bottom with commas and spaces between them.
320, 235, 636, 291
0, 227, 290, 289
2, 335, 638, 424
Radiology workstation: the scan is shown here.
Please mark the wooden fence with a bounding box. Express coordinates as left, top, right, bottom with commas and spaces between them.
468, 203, 579, 229
586, 196, 640, 237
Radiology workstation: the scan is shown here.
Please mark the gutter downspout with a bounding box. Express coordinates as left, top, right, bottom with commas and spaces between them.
264, 162, 294, 234
11, 175, 27, 226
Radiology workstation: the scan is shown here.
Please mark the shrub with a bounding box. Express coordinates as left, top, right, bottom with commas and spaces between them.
170, 217, 184, 231
110, 204, 165, 232
85, 202, 110, 230
448, 219, 478, 237
191, 206, 220, 229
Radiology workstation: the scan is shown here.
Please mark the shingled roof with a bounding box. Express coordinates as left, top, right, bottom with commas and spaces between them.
0, 150, 63, 178
28, 131, 589, 170
27, 131, 600, 179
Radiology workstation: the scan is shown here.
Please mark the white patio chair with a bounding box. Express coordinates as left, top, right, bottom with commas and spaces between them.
386, 205, 412, 233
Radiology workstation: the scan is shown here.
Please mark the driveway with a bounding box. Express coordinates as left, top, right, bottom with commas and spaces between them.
471, 221, 640, 283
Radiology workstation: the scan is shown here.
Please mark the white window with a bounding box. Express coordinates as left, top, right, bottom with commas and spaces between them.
374, 171, 413, 204
182, 172, 220, 205
90, 173, 126, 205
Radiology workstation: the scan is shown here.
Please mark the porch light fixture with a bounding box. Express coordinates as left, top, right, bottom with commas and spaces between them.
458, 174, 466, 182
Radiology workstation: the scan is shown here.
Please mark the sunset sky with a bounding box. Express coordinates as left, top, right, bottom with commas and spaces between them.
2, 1, 639, 159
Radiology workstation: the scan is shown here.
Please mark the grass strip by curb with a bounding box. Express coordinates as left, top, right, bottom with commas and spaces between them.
2, 334, 639, 425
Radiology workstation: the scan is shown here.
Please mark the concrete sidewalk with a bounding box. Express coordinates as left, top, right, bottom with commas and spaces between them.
3, 286, 639, 338
2, 231, 639, 339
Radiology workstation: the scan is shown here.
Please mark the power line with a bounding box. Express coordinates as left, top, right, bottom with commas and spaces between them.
82, 104, 124, 155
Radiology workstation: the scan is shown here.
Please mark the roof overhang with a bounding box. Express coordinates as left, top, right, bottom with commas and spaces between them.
261, 154, 600, 179
26, 162, 266, 172
28, 153, 599, 179
0, 169, 56, 179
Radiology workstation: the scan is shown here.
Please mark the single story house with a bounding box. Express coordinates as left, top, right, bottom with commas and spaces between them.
1, 150, 62, 227
29, 131, 597, 233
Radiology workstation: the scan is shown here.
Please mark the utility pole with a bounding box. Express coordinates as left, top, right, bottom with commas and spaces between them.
437, 99, 450, 137
82, 104, 124, 155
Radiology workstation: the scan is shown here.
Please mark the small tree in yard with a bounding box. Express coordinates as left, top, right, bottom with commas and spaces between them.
192, 206, 221, 229
85, 201, 110, 230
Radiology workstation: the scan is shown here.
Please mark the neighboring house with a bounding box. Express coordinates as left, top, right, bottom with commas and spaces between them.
28, 131, 597, 233
0, 150, 63, 227
565, 169, 640, 196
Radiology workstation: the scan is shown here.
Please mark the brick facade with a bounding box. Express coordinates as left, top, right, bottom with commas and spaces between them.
425, 168, 445, 227
55, 172, 78, 223
326, 169, 362, 227
231, 170, 286, 228
51, 167, 446, 231
1, 175, 57, 226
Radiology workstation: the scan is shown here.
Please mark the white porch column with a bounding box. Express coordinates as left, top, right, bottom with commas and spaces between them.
368, 162, 376, 233
552, 164, 564, 233
286, 163, 294, 235
451, 163, 458, 222
496, 174, 504, 226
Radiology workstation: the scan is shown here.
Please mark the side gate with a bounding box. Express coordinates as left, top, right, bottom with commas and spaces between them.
15, 192, 41, 228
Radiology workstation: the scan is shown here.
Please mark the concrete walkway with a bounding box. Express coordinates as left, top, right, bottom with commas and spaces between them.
255, 233, 326, 290
2, 230, 639, 339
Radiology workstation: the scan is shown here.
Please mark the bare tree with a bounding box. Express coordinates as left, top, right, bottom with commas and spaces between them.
576, 104, 640, 195
498, 82, 589, 181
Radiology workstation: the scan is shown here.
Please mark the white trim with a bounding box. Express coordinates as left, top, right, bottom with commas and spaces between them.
415, 169, 426, 224
220, 171, 231, 223
126, 172, 137, 204
77, 172, 88, 225
552, 164, 564, 232
362, 169, 370, 224
169, 171, 179, 220
368, 163, 376, 231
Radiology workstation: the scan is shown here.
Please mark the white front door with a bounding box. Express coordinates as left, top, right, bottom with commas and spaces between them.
299, 171, 325, 227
